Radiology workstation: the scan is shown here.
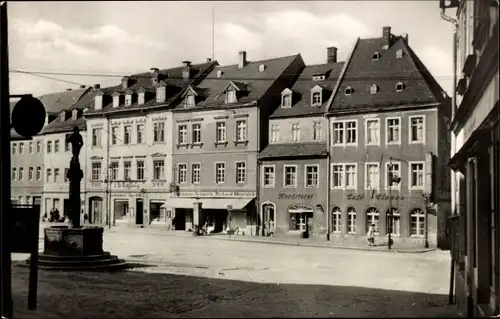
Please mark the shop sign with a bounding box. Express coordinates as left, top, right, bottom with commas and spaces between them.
346, 193, 405, 201
112, 181, 141, 190
278, 193, 313, 200
177, 190, 256, 198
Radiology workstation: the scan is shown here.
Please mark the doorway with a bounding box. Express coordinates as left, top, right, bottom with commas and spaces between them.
173, 208, 187, 230
89, 197, 103, 224
288, 204, 314, 232
136, 199, 144, 225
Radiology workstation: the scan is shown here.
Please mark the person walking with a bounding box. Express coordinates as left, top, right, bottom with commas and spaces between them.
367, 224, 376, 246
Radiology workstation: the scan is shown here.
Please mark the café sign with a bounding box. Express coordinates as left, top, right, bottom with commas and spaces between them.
177, 190, 256, 198
346, 193, 405, 201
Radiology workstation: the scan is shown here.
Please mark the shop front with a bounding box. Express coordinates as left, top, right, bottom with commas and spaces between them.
166, 190, 257, 234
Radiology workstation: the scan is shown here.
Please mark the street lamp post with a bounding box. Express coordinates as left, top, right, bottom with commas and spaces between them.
387, 157, 401, 250
106, 164, 113, 229
424, 195, 430, 249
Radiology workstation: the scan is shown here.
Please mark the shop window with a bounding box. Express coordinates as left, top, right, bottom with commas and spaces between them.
289, 204, 313, 232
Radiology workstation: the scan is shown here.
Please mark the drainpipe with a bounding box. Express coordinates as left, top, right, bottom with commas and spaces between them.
325, 114, 331, 241
256, 105, 261, 237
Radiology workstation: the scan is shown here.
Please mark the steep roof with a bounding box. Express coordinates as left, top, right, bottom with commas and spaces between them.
41, 109, 86, 135
84, 61, 218, 116
328, 33, 446, 113
172, 54, 301, 111
270, 62, 344, 118
258, 142, 328, 160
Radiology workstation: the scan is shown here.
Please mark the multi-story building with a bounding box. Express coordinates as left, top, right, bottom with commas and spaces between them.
82, 60, 217, 226
324, 26, 451, 247
443, 0, 499, 316
168, 51, 305, 234
10, 87, 89, 213
257, 47, 344, 236
40, 106, 88, 218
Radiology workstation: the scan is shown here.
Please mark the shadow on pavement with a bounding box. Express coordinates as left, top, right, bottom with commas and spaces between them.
12, 267, 461, 319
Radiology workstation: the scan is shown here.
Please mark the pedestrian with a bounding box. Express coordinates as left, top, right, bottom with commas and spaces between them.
269, 219, 275, 236
367, 224, 376, 246
54, 209, 60, 223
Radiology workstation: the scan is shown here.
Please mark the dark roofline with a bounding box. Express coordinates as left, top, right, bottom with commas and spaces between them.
325, 102, 441, 117
258, 154, 328, 161
269, 112, 325, 119
41, 122, 86, 136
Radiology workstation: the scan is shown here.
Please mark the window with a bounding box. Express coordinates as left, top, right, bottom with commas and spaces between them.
36, 141, 41, 153
19, 143, 24, 154
236, 120, 247, 142
18, 167, 23, 181
396, 82, 404, 92
110, 162, 118, 180
331, 163, 357, 189
332, 207, 342, 233
124, 125, 131, 145
123, 161, 131, 180
192, 123, 201, 144
226, 90, 237, 103
409, 162, 425, 190
271, 124, 279, 143
11, 167, 16, 181
215, 163, 225, 184
185, 95, 195, 107
386, 117, 401, 144
28, 167, 34, 181
347, 207, 357, 234
282, 94, 291, 108
54, 140, 61, 153
312, 92, 321, 105
344, 86, 353, 96
410, 208, 425, 237
409, 116, 425, 143
178, 164, 188, 184
386, 162, 401, 189
332, 120, 357, 145
284, 165, 297, 188
63, 168, 69, 182
178, 125, 188, 145
156, 87, 166, 102
125, 94, 132, 106
396, 49, 403, 59
236, 162, 246, 184
111, 127, 118, 145
65, 140, 70, 152
191, 163, 201, 184
137, 124, 145, 144
292, 123, 300, 142
29, 142, 33, 154
366, 208, 380, 235
216, 122, 226, 142
305, 165, 319, 187
54, 168, 59, 183
370, 84, 378, 94
365, 119, 380, 145
47, 141, 52, 153
387, 208, 400, 236
372, 52, 381, 60
36, 167, 41, 180
113, 95, 120, 107
138, 92, 145, 105
91, 162, 101, 181
365, 163, 380, 189
153, 122, 165, 142
46, 169, 52, 183
313, 121, 322, 141
262, 165, 275, 187
136, 160, 145, 180
12, 143, 16, 155
153, 160, 165, 180
92, 128, 102, 147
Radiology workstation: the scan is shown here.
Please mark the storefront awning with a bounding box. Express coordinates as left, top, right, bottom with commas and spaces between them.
162, 197, 254, 210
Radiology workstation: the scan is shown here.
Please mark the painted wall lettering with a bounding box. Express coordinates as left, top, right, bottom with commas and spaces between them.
346, 193, 405, 201
278, 193, 314, 200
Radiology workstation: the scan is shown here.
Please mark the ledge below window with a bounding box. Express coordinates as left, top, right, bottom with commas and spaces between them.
176, 143, 190, 149
190, 142, 203, 148
214, 141, 228, 147
233, 140, 249, 146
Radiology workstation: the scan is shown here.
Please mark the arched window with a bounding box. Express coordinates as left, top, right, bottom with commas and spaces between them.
289, 204, 313, 232
366, 207, 380, 235
332, 207, 342, 233
386, 208, 400, 236
410, 208, 425, 237
347, 207, 357, 234
312, 92, 322, 106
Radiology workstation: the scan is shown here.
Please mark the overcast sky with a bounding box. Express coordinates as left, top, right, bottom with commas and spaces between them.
8, 1, 456, 97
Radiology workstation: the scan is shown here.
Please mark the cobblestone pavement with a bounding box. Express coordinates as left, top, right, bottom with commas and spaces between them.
12, 227, 460, 318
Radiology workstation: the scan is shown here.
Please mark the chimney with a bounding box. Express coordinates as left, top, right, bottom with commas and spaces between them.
182, 61, 192, 80
122, 76, 129, 90
327, 47, 338, 63
382, 26, 392, 49
206, 58, 212, 62
80, 85, 86, 89
238, 51, 247, 69
150, 68, 160, 85
93, 84, 101, 89
402, 33, 408, 44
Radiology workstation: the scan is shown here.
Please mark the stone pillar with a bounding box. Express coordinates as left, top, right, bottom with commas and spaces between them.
193, 201, 202, 228
68, 157, 83, 228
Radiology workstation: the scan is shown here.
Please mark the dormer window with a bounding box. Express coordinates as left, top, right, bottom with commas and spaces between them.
94, 93, 103, 110
113, 95, 120, 108
216, 70, 223, 78
282, 94, 291, 108
156, 86, 166, 103
313, 75, 326, 81
310, 85, 323, 106
396, 49, 404, 59
372, 52, 381, 60
226, 89, 237, 103
259, 64, 266, 72
83, 107, 89, 113
185, 95, 195, 107
370, 84, 379, 94
395, 82, 404, 92
125, 94, 132, 106
60, 111, 65, 122
72, 109, 78, 120
138, 89, 145, 105
344, 86, 353, 96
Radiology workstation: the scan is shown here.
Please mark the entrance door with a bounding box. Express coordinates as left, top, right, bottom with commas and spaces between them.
90, 197, 103, 224
288, 205, 314, 232
136, 199, 144, 225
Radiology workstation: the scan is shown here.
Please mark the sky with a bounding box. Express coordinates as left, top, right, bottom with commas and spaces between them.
8, 1, 456, 97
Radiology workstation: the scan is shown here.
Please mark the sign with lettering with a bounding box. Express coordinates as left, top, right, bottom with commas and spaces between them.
278, 193, 314, 200
346, 193, 405, 201
112, 181, 140, 189
177, 190, 256, 198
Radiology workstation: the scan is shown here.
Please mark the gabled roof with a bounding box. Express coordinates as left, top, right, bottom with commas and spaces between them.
328, 34, 446, 114
258, 142, 328, 160
84, 61, 218, 116
270, 62, 344, 118
171, 54, 301, 110
41, 108, 85, 135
